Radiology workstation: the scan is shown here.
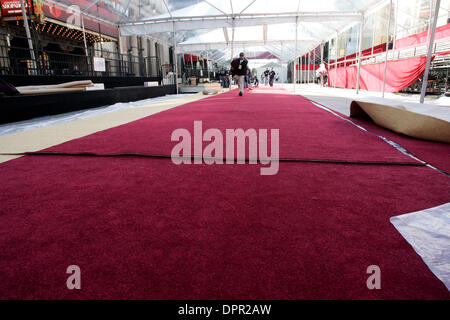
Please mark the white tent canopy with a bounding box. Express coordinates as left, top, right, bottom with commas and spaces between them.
118, 0, 385, 62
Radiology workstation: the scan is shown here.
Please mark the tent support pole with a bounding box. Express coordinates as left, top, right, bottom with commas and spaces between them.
356, 16, 364, 94
19, 0, 36, 74
206, 50, 209, 81
172, 21, 178, 94
371, 16, 376, 57
294, 16, 298, 92
313, 46, 316, 84
382, 0, 393, 98
420, 0, 440, 103
230, 18, 235, 91
320, 42, 324, 87
307, 51, 310, 84
392, 0, 399, 58
334, 33, 338, 88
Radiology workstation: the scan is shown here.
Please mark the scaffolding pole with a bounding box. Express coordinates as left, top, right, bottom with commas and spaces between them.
382, 0, 393, 98
356, 17, 364, 94
420, 0, 441, 103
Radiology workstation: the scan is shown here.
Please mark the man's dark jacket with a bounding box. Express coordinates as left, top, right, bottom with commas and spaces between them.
231, 58, 248, 76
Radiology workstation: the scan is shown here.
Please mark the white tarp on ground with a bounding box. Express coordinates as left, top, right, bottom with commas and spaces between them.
0, 94, 189, 136
390, 203, 450, 291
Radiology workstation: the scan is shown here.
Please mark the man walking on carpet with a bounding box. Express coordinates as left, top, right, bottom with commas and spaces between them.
230, 52, 249, 96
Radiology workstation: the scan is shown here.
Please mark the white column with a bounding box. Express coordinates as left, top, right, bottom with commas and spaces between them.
382, 0, 393, 98
420, 0, 441, 103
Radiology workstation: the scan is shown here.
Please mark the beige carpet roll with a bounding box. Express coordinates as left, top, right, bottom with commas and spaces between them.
350, 100, 450, 143
16, 80, 94, 95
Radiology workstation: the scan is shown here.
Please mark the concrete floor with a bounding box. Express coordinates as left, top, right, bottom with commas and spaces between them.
278, 83, 450, 118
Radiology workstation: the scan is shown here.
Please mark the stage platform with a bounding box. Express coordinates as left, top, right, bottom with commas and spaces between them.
0, 85, 176, 124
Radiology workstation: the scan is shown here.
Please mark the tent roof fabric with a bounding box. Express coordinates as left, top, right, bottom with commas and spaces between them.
54, 1, 449, 66
117, 0, 382, 62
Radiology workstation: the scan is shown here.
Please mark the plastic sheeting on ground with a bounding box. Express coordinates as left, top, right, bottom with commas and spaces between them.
390, 203, 450, 291
0, 94, 189, 136
328, 56, 429, 93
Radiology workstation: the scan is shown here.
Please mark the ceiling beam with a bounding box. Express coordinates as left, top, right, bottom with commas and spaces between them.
223, 27, 229, 43
176, 39, 317, 53
120, 11, 363, 35
263, 24, 267, 42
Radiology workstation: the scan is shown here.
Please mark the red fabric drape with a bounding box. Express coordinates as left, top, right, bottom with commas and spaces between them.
394, 23, 450, 50
295, 64, 320, 70
183, 54, 204, 62
327, 56, 430, 92
436, 50, 450, 56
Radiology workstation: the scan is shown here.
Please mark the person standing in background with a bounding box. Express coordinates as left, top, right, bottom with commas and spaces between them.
230, 52, 249, 96
264, 68, 270, 86
254, 73, 259, 87
269, 68, 276, 87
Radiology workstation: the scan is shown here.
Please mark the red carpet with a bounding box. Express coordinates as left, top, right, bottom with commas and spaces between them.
43, 88, 417, 163
302, 96, 450, 173
0, 87, 448, 299
344, 116, 450, 173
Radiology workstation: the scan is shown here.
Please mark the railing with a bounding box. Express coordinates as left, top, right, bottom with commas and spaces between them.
0, 32, 161, 78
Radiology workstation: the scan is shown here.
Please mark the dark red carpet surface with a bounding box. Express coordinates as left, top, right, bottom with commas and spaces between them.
0, 155, 449, 299
43, 88, 417, 163
0, 87, 448, 299
302, 96, 449, 173
345, 116, 450, 173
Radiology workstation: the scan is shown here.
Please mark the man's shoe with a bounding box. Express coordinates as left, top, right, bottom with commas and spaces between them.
239, 91, 243, 96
